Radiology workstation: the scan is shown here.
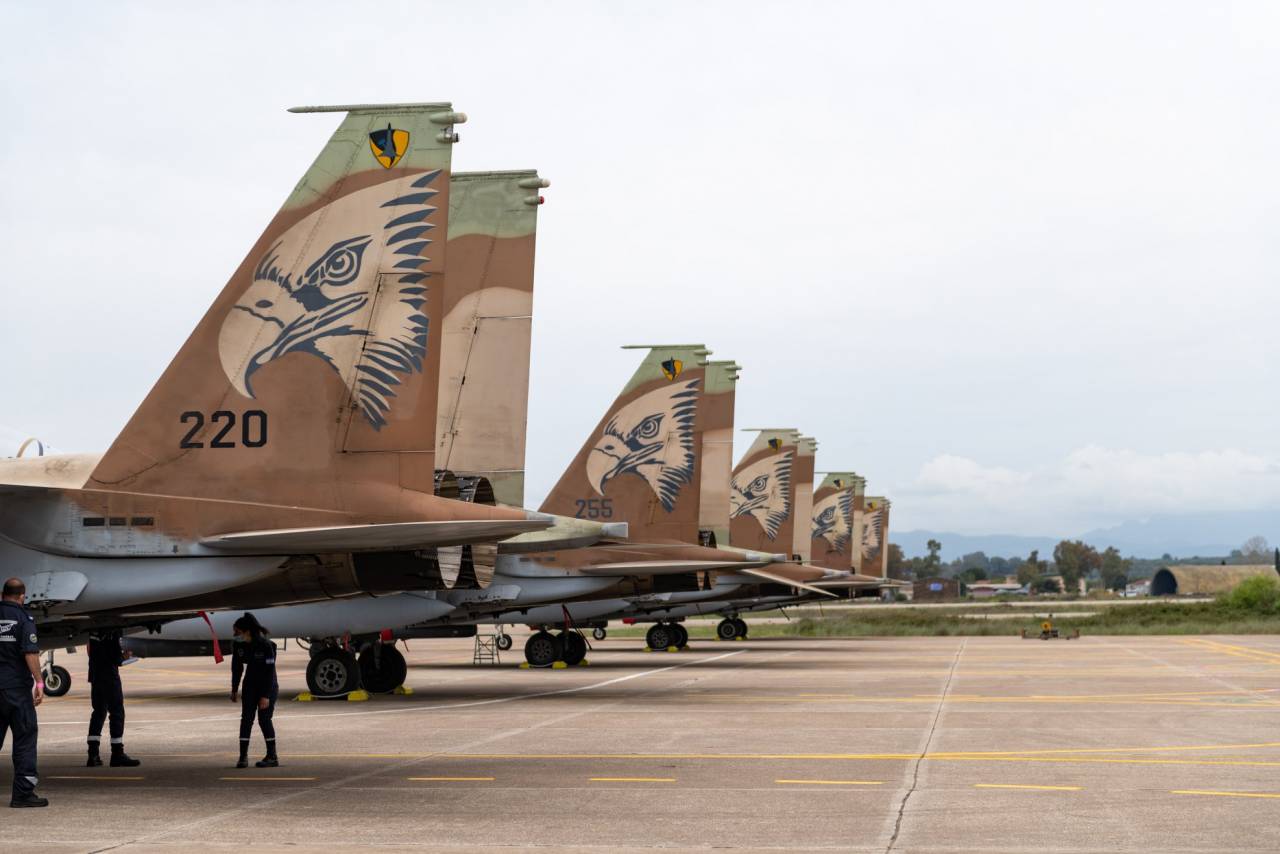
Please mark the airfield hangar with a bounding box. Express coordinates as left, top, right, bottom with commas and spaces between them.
1149, 564, 1278, 596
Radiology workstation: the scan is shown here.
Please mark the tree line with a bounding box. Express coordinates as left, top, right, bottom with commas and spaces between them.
885, 536, 1275, 593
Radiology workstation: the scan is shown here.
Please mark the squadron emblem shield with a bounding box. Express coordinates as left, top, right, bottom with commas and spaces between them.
369, 124, 410, 169
661, 358, 684, 381
768, 437, 783, 451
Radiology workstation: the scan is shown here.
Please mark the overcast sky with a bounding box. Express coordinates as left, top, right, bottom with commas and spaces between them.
2, 2, 1278, 537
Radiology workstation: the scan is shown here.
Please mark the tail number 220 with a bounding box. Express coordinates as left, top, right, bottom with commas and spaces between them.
179, 411, 268, 448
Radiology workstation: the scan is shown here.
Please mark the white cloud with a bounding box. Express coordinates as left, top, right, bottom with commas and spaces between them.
900, 446, 1280, 535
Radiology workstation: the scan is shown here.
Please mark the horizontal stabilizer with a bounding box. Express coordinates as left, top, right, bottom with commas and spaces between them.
579, 559, 759, 576
202, 518, 552, 554
742, 567, 838, 597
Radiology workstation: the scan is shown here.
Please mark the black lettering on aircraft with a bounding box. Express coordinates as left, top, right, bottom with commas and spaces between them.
573, 497, 614, 519
179, 410, 269, 448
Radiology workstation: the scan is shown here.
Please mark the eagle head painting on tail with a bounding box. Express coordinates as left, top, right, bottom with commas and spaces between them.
730, 450, 794, 540
585, 378, 699, 512
812, 488, 853, 551
217, 172, 440, 430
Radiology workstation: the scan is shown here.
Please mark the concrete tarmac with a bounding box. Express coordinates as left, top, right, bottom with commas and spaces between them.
10, 633, 1280, 852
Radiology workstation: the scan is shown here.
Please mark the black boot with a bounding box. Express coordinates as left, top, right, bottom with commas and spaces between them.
110, 743, 141, 767
255, 739, 278, 768
10, 792, 49, 808
86, 740, 102, 767
236, 740, 249, 769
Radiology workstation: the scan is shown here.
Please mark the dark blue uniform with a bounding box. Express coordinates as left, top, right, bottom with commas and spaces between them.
231, 637, 278, 763
0, 600, 40, 801
87, 631, 126, 748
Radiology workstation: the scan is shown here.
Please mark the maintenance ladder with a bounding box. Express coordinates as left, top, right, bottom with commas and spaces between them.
473, 633, 501, 665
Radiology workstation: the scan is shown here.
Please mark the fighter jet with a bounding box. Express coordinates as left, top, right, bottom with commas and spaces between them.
0, 103, 574, 656
131, 344, 815, 691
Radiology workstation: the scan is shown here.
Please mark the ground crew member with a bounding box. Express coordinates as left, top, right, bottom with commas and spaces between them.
230, 613, 278, 768
86, 629, 140, 767
0, 577, 47, 807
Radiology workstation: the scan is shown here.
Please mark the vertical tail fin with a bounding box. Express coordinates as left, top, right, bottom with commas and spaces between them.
539, 345, 712, 542
860, 497, 890, 578
810, 472, 862, 571
729, 429, 801, 553
696, 360, 740, 548
435, 170, 546, 507
789, 436, 818, 562
90, 103, 467, 509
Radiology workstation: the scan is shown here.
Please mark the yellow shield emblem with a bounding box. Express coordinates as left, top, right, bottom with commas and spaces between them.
369, 125, 410, 169
661, 358, 683, 381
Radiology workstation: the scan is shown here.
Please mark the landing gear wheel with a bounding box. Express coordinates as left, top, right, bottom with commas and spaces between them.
559, 631, 588, 665
524, 631, 562, 667
592, 627, 607, 641
358, 644, 407, 694
716, 619, 738, 641
646, 623, 675, 650
671, 623, 689, 648
42, 665, 71, 697
496, 632, 513, 651
733, 618, 748, 638
306, 647, 361, 697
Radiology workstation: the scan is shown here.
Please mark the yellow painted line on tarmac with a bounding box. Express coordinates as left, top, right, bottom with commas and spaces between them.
589, 777, 676, 783
218, 773, 316, 783
975, 783, 1082, 791
775, 779, 883, 786
408, 776, 495, 782
1172, 789, 1280, 800
1179, 639, 1280, 665
48, 775, 144, 781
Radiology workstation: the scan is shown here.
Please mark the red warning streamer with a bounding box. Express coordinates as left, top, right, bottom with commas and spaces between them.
198, 610, 224, 663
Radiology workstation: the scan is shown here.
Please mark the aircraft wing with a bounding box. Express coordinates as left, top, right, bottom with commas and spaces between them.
201, 518, 552, 554
813, 573, 888, 588
577, 560, 763, 576
741, 567, 839, 597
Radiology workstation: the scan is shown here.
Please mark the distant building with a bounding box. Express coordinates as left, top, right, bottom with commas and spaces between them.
914, 577, 961, 601
966, 581, 1025, 599
1122, 579, 1150, 598
1150, 565, 1278, 596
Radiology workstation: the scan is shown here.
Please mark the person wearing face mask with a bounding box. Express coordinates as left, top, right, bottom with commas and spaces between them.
229, 613, 278, 769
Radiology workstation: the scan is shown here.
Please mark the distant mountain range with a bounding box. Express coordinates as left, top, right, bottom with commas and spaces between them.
897, 510, 1280, 561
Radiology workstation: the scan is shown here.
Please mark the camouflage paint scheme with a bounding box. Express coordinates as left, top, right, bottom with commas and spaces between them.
0, 104, 562, 643
436, 170, 546, 509
860, 496, 891, 578
696, 360, 740, 550
729, 429, 802, 552
789, 436, 817, 563
810, 472, 862, 571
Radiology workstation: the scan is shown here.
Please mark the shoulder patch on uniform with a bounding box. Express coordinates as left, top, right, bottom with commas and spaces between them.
29, 634, 37, 644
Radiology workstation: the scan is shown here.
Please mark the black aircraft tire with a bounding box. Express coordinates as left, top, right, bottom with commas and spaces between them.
43, 665, 71, 697
733, 618, 748, 638
716, 619, 738, 641
359, 645, 407, 694
560, 631, 588, 665
306, 648, 361, 697
592, 627, 607, 641
524, 631, 562, 667
496, 633, 513, 651
672, 624, 689, 648
646, 624, 674, 650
